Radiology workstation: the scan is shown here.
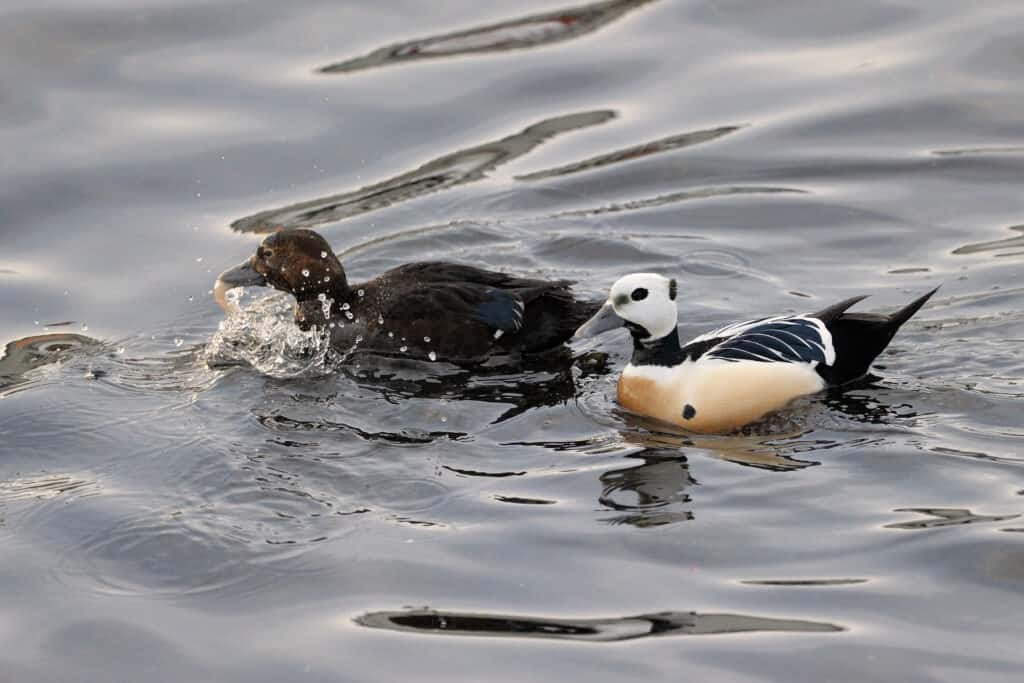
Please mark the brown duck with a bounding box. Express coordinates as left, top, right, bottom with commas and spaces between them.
215, 229, 600, 364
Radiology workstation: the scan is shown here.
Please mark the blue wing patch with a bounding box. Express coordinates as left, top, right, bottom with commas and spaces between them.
471, 288, 525, 334
706, 318, 831, 365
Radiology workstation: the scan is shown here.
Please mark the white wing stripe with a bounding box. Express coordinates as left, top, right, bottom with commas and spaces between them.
698, 315, 836, 366
740, 335, 795, 360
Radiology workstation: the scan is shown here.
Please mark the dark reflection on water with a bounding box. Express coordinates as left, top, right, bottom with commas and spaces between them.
886, 508, 1021, 530
317, 0, 655, 75
4, 0, 1024, 680
356, 607, 842, 641
516, 125, 743, 181
0, 332, 107, 397
953, 225, 1024, 257
598, 453, 695, 526
231, 110, 614, 233
741, 579, 869, 586
553, 185, 806, 219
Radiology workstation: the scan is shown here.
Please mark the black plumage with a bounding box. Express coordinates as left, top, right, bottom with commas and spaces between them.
218, 229, 600, 364
812, 288, 938, 386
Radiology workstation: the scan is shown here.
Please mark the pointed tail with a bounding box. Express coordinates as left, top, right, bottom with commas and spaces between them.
821, 286, 939, 385
886, 286, 940, 332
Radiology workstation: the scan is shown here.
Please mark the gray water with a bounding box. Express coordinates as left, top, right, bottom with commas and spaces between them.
2, 1, 1023, 681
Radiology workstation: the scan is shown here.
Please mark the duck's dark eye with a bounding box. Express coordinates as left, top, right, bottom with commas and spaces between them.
260, 248, 274, 260
631, 287, 649, 302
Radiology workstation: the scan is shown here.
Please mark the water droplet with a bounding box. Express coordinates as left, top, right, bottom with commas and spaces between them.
440, 416, 448, 423
427, 351, 437, 361
387, 331, 394, 338
357, 289, 365, 297
399, 345, 408, 352
377, 315, 384, 324
33, 320, 39, 326
320, 251, 328, 258
81, 324, 89, 332
116, 346, 126, 354
423, 336, 431, 343
302, 268, 310, 278
187, 295, 194, 302
195, 257, 203, 263
345, 311, 354, 320
323, 276, 331, 283
318, 293, 327, 301
174, 337, 184, 347
329, 322, 336, 329
341, 302, 350, 310
355, 335, 363, 343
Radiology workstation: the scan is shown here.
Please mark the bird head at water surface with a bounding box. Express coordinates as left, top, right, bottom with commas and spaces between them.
574, 272, 679, 343
215, 229, 350, 311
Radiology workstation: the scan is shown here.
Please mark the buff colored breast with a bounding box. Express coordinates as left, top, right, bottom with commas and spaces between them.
617, 359, 826, 433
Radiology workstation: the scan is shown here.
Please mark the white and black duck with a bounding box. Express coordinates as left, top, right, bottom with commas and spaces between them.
574, 273, 937, 433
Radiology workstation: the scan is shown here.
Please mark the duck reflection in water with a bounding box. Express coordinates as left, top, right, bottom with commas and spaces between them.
252, 350, 613, 452
593, 434, 822, 528
0, 332, 105, 397
349, 349, 610, 424
598, 452, 696, 527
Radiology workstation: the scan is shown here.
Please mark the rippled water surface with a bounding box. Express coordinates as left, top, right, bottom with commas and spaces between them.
2, 1, 1023, 680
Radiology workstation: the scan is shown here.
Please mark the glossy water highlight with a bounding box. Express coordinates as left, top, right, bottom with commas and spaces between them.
2, 1, 1024, 681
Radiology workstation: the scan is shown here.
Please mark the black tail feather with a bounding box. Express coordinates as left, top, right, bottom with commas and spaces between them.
819, 286, 939, 386
887, 286, 940, 330
811, 295, 870, 325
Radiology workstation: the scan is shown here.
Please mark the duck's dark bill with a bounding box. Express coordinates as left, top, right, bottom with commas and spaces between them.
216, 258, 266, 288
573, 302, 625, 339
214, 258, 267, 312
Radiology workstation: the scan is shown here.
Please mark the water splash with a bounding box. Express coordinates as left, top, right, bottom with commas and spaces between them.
204, 290, 345, 378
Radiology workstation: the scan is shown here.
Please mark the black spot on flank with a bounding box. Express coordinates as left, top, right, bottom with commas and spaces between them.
631, 287, 648, 301
682, 404, 696, 420
669, 279, 677, 301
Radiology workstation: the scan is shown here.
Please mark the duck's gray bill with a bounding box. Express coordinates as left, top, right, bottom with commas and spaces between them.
573, 302, 625, 340
216, 258, 266, 288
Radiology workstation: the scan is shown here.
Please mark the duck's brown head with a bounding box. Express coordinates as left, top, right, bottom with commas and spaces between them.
215, 229, 350, 308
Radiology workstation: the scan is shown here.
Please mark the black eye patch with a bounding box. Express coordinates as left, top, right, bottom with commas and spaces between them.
631, 287, 649, 302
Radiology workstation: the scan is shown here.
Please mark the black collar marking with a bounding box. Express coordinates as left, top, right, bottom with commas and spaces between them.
629, 326, 687, 367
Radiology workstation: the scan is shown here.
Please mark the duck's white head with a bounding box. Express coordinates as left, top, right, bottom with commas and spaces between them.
574, 273, 678, 342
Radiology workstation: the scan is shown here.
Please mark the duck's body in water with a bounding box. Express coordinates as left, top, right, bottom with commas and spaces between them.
216, 229, 600, 365
575, 273, 938, 433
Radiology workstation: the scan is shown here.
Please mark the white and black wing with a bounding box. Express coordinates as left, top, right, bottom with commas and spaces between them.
702, 316, 835, 366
